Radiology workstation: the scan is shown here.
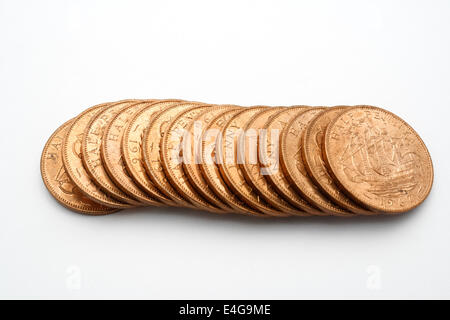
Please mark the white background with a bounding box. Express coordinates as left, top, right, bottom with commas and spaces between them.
0, 0, 449, 299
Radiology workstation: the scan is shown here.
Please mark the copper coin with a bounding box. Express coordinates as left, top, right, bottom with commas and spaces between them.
241, 107, 309, 216
161, 105, 226, 213
82, 100, 142, 206
200, 108, 266, 217
101, 101, 163, 206
323, 106, 433, 214
302, 106, 370, 215
280, 107, 350, 215
142, 102, 202, 207
183, 105, 242, 212
219, 107, 290, 217
261, 107, 321, 215
122, 100, 183, 206
41, 119, 118, 215
62, 103, 131, 209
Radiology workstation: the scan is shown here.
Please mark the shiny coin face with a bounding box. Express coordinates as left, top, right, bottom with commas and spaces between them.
161, 106, 226, 213
281, 108, 349, 216
219, 107, 289, 217
324, 106, 434, 214
183, 105, 241, 212
200, 108, 266, 217
143, 102, 201, 207
62, 103, 132, 209
122, 100, 183, 206
261, 107, 321, 215
302, 106, 370, 215
101, 101, 163, 206
41, 119, 118, 215
241, 107, 307, 216
82, 100, 142, 206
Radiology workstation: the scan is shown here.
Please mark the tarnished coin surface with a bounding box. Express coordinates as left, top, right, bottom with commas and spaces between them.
62, 103, 132, 209
41, 119, 118, 215
241, 107, 309, 216
261, 107, 321, 215
200, 108, 266, 217
323, 106, 433, 214
143, 102, 201, 207
219, 107, 289, 217
161, 106, 225, 213
82, 100, 142, 206
302, 106, 369, 215
123, 100, 183, 206
184, 105, 241, 212
280, 108, 349, 215
102, 101, 163, 206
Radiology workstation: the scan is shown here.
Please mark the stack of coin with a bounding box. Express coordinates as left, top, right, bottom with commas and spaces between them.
41, 100, 433, 217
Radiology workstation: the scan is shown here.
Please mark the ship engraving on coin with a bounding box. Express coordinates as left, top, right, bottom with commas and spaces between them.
41, 119, 117, 215
323, 106, 433, 213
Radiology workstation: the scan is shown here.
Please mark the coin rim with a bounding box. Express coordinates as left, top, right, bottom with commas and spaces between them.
280, 107, 350, 215
100, 101, 163, 206
160, 105, 226, 213
218, 106, 290, 217
323, 105, 434, 214
122, 100, 184, 205
82, 101, 143, 206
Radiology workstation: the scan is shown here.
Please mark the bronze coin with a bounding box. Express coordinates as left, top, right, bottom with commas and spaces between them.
302, 106, 370, 215
161, 105, 226, 213
261, 107, 322, 215
200, 108, 266, 217
219, 107, 290, 217
241, 107, 309, 216
82, 100, 142, 206
323, 106, 433, 214
62, 102, 132, 209
41, 119, 118, 215
280, 108, 350, 216
101, 101, 163, 206
142, 102, 202, 207
183, 105, 242, 212
122, 100, 183, 206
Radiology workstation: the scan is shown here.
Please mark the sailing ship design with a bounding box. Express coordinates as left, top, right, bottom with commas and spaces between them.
338, 119, 423, 198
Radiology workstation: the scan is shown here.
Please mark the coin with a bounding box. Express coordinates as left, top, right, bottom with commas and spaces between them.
261, 107, 321, 215
143, 102, 201, 207
161, 105, 226, 213
101, 101, 163, 206
323, 106, 433, 214
183, 105, 241, 212
241, 107, 310, 216
302, 106, 370, 215
82, 100, 143, 206
41, 119, 118, 215
280, 108, 350, 215
200, 108, 267, 217
62, 103, 132, 208
219, 107, 290, 217
122, 100, 183, 206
